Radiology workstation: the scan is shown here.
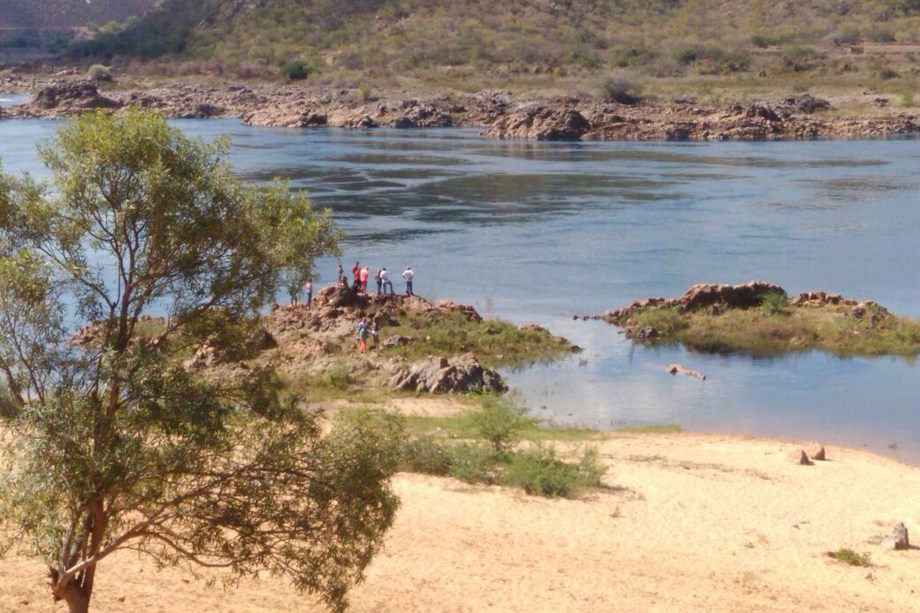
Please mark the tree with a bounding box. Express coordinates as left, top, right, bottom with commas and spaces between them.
0, 110, 401, 613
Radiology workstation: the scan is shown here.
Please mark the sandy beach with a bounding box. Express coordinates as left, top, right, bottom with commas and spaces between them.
3, 417, 919, 613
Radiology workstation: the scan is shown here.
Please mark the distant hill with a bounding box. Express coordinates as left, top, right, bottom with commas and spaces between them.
0, 0, 158, 29
65, 0, 920, 90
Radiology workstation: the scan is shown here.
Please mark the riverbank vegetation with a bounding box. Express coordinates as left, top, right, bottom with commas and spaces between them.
397, 396, 609, 499
621, 295, 920, 358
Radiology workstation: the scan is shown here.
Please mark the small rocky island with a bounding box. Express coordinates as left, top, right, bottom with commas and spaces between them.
73, 283, 580, 398
599, 281, 920, 357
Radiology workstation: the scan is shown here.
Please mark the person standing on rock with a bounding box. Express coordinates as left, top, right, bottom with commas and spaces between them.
371, 317, 379, 349
356, 316, 368, 354
337, 263, 344, 284
374, 268, 383, 294
360, 266, 370, 293
402, 266, 414, 296
352, 261, 361, 286
304, 279, 313, 307
380, 267, 394, 294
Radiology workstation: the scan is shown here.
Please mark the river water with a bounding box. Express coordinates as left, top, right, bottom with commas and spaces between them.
1, 118, 918, 463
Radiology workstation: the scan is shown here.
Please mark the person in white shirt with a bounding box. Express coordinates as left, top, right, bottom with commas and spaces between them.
401, 267, 414, 296
380, 267, 394, 294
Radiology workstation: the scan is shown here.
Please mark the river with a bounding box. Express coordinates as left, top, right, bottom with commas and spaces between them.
1, 118, 918, 463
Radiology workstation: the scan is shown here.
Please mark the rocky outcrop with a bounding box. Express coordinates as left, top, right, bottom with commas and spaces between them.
602, 281, 785, 324
4, 78, 919, 141
485, 104, 590, 140
28, 80, 121, 115
679, 281, 787, 312
389, 353, 507, 394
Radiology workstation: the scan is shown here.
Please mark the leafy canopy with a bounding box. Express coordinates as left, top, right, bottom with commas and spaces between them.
0, 110, 398, 613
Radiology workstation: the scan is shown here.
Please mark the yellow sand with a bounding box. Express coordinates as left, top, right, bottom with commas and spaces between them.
2, 432, 919, 613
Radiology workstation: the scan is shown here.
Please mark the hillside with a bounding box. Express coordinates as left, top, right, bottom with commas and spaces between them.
0, 0, 158, 29
61, 0, 920, 95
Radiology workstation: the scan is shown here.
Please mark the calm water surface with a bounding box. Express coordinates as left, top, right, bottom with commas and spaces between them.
2, 119, 919, 463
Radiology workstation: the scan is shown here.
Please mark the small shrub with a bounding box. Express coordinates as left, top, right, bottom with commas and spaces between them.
602, 73, 642, 105
878, 67, 901, 80
506, 446, 606, 498
865, 25, 896, 43
280, 60, 309, 80
827, 548, 872, 567
448, 443, 499, 484
356, 82, 374, 102
759, 291, 789, 316
899, 89, 916, 107
401, 435, 453, 476
466, 398, 539, 456
326, 363, 352, 389
86, 64, 113, 81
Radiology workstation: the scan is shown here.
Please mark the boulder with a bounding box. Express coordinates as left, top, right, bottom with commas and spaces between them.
881, 522, 910, 551
320, 284, 366, 309
390, 353, 507, 394
782, 94, 831, 114
805, 442, 826, 461
31, 81, 121, 113
486, 105, 590, 140
787, 449, 813, 466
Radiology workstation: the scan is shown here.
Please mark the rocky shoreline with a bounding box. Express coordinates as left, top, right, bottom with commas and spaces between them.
3, 75, 920, 141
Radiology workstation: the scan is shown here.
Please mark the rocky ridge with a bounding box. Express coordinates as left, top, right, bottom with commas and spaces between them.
4, 77, 920, 141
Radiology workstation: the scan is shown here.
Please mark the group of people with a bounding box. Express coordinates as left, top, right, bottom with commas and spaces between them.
340, 261, 415, 297
343, 261, 416, 354
289, 261, 418, 354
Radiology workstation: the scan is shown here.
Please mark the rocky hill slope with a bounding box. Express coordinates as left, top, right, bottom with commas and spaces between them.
0, 0, 158, 29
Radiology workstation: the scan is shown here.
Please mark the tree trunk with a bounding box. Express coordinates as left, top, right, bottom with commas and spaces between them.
61, 584, 90, 613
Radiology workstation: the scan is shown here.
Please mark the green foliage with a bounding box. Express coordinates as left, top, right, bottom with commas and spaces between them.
505, 446, 606, 497
632, 306, 687, 337
447, 442, 500, 484
759, 290, 789, 316
828, 548, 872, 567
465, 397, 539, 456
399, 434, 453, 476
378, 310, 575, 369
899, 88, 916, 107
326, 362, 352, 389
0, 111, 383, 613
620, 296, 920, 358
356, 82, 374, 102
280, 59, 309, 80
86, 64, 113, 81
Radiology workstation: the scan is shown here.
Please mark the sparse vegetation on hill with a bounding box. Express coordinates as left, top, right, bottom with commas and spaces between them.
58, 0, 920, 95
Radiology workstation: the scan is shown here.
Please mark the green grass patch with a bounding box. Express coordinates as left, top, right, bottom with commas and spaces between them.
827, 548, 872, 567
619, 302, 920, 358
505, 446, 606, 497
377, 310, 577, 369
398, 398, 609, 498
